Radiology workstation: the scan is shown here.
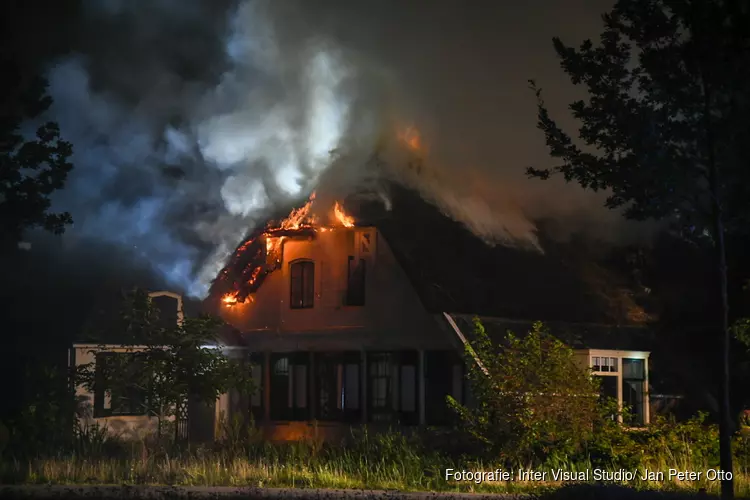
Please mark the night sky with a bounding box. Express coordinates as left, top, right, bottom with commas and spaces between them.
2, 0, 736, 422
5, 0, 656, 301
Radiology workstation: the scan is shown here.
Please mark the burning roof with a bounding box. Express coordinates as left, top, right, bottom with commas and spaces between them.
209, 180, 652, 325
210, 192, 357, 307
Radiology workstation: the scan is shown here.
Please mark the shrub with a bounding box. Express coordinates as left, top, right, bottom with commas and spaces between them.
448, 319, 602, 467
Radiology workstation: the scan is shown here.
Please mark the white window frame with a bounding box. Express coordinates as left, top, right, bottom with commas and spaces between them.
579, 349, 650, 425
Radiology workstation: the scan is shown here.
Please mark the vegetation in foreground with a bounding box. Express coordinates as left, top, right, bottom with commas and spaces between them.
2, 295, 749, 497
1, 412, 750, 497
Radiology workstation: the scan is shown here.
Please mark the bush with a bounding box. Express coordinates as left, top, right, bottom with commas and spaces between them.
448, 319, 603, 467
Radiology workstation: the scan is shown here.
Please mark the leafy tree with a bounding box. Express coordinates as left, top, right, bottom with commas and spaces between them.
528, 1, 750, 496
0, 59, 74, 246
447, 319, 601, 466
76, 289, 254, 442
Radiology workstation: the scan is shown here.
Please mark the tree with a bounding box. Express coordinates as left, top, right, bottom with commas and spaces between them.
447, 319, 602, 466
0, 58, 74, 246
528, 1, 750, 496
77, 289, 254, 442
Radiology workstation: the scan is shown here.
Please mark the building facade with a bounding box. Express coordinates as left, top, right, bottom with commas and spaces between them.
71, 226, 651, 441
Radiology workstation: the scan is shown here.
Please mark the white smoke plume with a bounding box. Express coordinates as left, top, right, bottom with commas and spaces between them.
43, 0, 644, 298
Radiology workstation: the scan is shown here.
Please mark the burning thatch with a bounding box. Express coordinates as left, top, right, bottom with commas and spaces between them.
210, 193, 357, 306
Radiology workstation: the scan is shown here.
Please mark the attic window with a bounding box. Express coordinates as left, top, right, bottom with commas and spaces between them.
592, 356, 618, 373
346, 256, 366, 306
290, 260, 315, 309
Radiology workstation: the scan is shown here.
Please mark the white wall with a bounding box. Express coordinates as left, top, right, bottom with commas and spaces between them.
71, 345, 171, 441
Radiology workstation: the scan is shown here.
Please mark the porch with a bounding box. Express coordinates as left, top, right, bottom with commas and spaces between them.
213, 349, 466, 441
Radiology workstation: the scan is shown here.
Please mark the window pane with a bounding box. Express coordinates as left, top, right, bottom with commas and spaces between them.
610, 358, 618, 372
303, 263, 315, 307
345, 363, 359, 410
400, 365, 416, 412
372, 378, 387, 408
251, 364, 262, 407
290, 261, 315, 309
623, 358, 645, 379
274, 357, 288, 375
592, 357, 600, 370
623, 379, 645, 425
346, 257, 366, 306
295, 364, 307, 409
391, 362, 400, 411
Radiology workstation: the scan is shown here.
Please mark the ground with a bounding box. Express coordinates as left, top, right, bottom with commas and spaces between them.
0, 485, 719, 499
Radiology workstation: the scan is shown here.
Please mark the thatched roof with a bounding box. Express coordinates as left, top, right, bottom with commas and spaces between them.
353, 183, 650, 325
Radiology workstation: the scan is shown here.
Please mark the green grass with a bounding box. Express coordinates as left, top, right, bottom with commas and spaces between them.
4, 424, 750, 496
4, 444, 750, 496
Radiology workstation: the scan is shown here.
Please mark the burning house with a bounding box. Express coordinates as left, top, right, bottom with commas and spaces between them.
202, 184, 653, 441
69, 180, 654, 442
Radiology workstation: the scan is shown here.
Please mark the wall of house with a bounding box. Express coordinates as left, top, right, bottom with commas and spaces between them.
71, 345, 171, 441
220, 227, 453, 351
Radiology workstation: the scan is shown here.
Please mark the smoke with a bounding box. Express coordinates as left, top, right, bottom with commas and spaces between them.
43, 0, 644, 298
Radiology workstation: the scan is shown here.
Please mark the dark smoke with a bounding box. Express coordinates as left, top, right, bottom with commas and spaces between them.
37, 0, 648, 298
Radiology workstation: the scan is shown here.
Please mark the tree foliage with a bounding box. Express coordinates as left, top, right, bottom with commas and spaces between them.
0, 60, 74, 244
447, 319, 602, 466
528, 0, 750, 236
529, 2, 750, 495
76, 289, 254, 440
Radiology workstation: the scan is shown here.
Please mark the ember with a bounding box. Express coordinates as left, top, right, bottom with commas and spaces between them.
398, 126, 424, 153
214, 192, 357, 305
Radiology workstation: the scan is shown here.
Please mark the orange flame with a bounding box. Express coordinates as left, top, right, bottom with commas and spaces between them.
333, 202, 355, 227
398, 126, 423, 153
278, 192, 316, 231
222, 293, 238, 306
218, 191, 360, 305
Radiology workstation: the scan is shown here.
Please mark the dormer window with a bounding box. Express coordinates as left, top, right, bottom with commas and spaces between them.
290, 260, 315, 309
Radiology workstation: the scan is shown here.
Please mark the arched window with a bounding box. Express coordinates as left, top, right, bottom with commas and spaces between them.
290, 260, 315, 309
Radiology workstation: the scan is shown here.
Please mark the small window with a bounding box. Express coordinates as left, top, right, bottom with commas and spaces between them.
346, 256, 366, 306
94, 353, 149, 418
290, 261, 315, 309
592, 356, 618, 373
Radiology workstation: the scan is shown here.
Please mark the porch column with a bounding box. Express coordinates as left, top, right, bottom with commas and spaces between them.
263, 351, 271, 423
644, 355, 650, 425
418, 350, 426, 425
361, 350, 368, 424
616, 362, 624, 424
309, 352, 316, 420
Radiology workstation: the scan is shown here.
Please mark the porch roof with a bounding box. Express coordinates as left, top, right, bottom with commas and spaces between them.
441, 313, 653, 352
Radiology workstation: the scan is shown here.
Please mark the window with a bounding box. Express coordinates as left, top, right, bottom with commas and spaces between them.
270, 353, 309, 420
622, 358, 646, 426
592, 356, 618, 373
315, 352, 361, 422
249, 353, 264, 422
368, 351, 419, 425
93, 352, 149, 418
369, 354, 391, 413
290, 261, 315, 309
345, 256, 366, 306
424, 351, 463, 425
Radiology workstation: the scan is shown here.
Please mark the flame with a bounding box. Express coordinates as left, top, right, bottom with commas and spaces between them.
216, 191, 359, 305
333, 202, 355, 227
222, 293, 238, 306
279, 192, 316, 231
398, 126, 423, 153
